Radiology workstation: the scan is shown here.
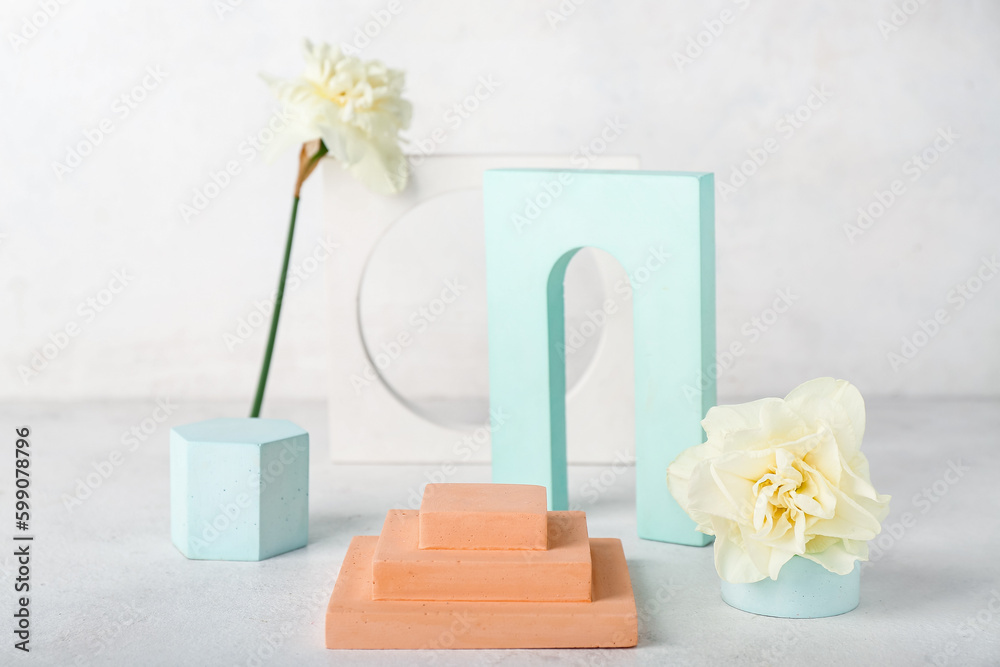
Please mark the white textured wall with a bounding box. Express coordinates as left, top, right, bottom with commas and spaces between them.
2, 0, 998, 405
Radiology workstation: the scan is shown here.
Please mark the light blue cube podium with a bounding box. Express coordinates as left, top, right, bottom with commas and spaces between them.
170, 418, 309, 561
484, 169, 715, 546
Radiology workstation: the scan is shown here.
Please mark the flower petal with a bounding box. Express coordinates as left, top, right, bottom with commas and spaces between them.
714, 520, 767, 583
785, 377, 866, 457
814, 484, 885, 540
701, 398, 771, 441
667, 443, 717, 531
800, 538, 866, 575
685, 459, 754, 524
345, 138, 408, 194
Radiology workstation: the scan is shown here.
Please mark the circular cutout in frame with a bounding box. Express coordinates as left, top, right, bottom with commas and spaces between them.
358, 188, 609, 427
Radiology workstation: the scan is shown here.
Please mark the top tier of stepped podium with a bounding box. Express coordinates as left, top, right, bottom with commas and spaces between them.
325, 483, 638, 650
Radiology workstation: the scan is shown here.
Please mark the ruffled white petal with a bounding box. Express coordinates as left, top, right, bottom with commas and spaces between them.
785, 377, 866, 457
713, 520, 767, 583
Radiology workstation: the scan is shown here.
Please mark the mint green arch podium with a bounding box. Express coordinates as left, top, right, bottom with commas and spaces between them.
484, 169, 715, 546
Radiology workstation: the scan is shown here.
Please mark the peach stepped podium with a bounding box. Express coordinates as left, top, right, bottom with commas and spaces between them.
325, 483, 638, 649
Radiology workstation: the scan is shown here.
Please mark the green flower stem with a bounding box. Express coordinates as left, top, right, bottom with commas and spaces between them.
248, 140, 328, 418
250, 194, 300, 418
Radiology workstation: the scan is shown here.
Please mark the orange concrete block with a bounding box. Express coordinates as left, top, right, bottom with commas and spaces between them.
326, 536, 638, 649
418, 483, 547, 550
373, 510, 591, 602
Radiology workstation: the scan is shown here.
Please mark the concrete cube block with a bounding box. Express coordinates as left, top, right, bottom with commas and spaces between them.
170, 418, 308, 561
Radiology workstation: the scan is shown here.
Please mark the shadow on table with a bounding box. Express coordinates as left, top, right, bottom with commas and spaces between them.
309, 510, 384, 546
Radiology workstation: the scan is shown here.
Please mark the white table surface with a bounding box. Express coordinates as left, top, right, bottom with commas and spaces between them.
1, 398, 998, 666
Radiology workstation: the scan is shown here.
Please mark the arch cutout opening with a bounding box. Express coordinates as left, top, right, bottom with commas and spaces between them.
547, 247, 637, 513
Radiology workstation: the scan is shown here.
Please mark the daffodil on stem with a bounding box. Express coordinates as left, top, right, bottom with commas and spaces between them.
250, 139, 328, 418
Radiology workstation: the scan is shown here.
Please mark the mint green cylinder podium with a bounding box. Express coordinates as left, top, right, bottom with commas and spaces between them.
720, 557, 861, 618
483, 169, 716, 546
